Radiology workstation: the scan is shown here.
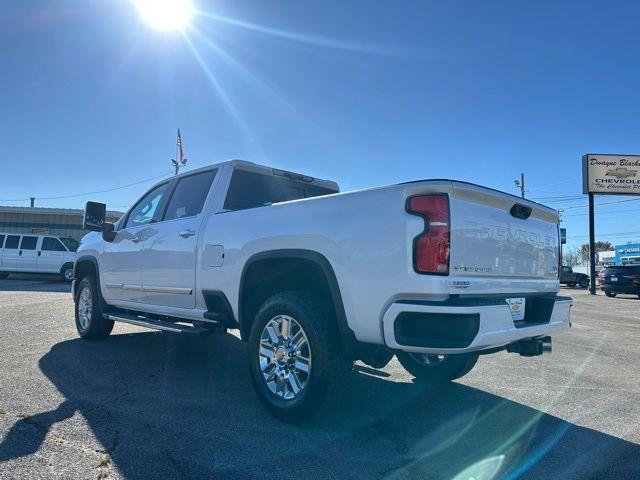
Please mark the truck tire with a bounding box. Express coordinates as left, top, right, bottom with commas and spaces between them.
248, 291, 352, 423
74, 275, 114, 340
604, 290, 617, 298
61, 263, 74, 282
578, 277, 589, 289
396, 352, 479, 384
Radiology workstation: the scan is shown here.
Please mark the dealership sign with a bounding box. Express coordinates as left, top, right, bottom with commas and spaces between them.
582, 154, 640, 195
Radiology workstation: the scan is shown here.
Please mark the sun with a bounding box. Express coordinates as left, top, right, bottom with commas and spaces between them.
133, 0, 194, 31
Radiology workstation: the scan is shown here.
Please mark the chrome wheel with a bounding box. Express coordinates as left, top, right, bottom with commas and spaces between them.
409, 353, 446, 367
259, 315, 311, 400
77, 286, 93, 330
64, 268, 74, 281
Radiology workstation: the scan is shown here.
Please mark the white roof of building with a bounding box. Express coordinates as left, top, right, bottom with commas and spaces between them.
0, 205, 123, 216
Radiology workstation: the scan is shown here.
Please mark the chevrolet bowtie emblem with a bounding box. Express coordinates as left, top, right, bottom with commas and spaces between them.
605, 166, 638, 178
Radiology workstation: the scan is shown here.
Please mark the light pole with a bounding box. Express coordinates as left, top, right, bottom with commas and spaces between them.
514, 173, 525, 198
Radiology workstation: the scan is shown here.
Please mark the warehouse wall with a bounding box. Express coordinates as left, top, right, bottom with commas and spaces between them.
0, 211, 122, 241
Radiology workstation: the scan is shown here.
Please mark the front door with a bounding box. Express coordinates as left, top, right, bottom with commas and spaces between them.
38, 237, 67, 273
101, 181, 173, 305
140, 169, 217, 309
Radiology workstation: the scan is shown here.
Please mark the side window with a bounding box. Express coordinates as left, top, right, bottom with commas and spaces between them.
42, 237, 66, 252
20, 236, 38, 250
5, 235, 19, 249
163, 169, 217, 221
561, 266, 571, 273
0, 235, 4, 248
125, 183, 171, 229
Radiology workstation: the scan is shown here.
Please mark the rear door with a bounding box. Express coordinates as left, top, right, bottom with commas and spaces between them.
140, 169, 217, 308
2, 235, 21, 270
18, 236, 39, 272
38, 237, 68, 273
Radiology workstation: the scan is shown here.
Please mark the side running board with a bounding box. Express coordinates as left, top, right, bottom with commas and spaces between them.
103, 312, 215, 337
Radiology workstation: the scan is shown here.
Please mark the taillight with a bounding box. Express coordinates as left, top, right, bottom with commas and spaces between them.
598, 271, 605, 278
406, 194, 450, 275
629, 274, 639, 283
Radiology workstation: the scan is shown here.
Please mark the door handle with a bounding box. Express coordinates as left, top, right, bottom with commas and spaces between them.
179, 229, 196, 238
131, 235, 143, 243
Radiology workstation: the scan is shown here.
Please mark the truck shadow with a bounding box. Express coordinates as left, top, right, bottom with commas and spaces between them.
1, 332, 637, 479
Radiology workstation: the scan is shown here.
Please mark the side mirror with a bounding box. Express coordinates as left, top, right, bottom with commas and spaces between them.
102, 222, 116, 242
84, 201, 106, 232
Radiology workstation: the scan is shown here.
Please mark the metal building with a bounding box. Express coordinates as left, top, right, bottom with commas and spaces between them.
615, 243, 640, 265
0, 206, 123, 241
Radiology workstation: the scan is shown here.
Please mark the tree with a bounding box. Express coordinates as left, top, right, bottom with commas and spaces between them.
563, 247, 579, 267
579, 241, 613, 264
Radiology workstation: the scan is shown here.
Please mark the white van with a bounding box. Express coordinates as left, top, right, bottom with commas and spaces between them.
0, 233, 78, 281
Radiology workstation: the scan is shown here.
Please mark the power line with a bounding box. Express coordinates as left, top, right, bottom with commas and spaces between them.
526, 176, 580, 193
0, 172, 171, 203
560, 196, 640, 210
530, 195, 584, 201
561, 207, 640, 217
568, 231, 640, 239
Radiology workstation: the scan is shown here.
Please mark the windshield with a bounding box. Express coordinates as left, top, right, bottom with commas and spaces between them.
60, 237, 79, 252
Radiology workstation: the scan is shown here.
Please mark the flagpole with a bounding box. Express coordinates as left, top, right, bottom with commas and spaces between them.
174, 129, 179, 175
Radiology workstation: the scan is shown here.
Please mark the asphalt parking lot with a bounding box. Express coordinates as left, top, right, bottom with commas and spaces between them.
0, 275, 638, 480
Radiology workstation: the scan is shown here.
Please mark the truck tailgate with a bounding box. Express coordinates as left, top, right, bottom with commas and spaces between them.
449, 182, 560, 281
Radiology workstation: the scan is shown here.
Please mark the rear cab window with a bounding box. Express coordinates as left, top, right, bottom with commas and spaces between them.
223, 169, 337, 211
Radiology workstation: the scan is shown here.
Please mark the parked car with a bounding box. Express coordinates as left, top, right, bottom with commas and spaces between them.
560, 266, 590, 288
599, 265, 640, 297
72, 160, 572, 422
0, 233, 78, 281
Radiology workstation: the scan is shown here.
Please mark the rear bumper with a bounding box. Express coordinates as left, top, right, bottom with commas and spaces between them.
600, 284, 639, 294
382, 295, 572, 354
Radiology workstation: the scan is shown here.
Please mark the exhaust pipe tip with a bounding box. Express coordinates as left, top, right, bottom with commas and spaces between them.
506, 336, 552, 356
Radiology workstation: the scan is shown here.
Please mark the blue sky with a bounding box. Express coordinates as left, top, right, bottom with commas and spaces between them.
1, 0, 640, 250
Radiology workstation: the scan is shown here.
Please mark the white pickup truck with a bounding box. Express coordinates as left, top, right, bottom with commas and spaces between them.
73, 160, 571, 422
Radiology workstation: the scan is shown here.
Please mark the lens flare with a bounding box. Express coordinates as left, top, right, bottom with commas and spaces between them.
133, 0, 194, 31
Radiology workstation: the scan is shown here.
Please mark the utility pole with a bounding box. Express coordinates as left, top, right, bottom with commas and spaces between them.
514, 173, 525, 198
588, 193, 596, 295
